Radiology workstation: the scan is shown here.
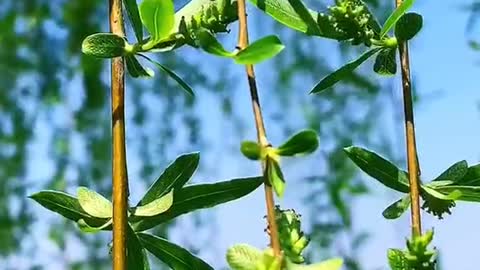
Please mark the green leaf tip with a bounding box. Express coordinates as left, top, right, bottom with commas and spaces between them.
266, 157, 286, 198
226, 244, 263, 270
234, 35, 285, 65
134, 189, 174, 217
81, 33, 129, 58
382, 196, 410, 219
277, 129, 319, 157
310, 48, 381, 94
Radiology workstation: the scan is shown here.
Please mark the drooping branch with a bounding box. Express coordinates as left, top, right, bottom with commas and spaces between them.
236, 0, 281, 257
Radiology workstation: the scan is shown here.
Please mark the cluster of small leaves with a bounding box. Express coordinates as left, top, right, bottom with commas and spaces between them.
344, 146, 480, 219
388, 230, 437, 270
273, 207, 309, 263
240, 130, 319, 197
328, 0, 380, 46
81, 0, 285, 96
227, 229, 343, 270
30, 153, 263, 269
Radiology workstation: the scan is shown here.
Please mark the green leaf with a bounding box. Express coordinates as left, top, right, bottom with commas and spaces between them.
29, 191, 96, 222
433, 186, 480, 202
286, 258, 343, 270
234, 36, 285, 65
126, 55, 154, 78
195, 28, 235, 57
310, 48, 381, 94
138, 54, 195, 96
77, 187, 113, 218
373, 48, 397, 76
344, 146, 410, 193
277, 129, 319, 157
387, 249, 408, 270
138, 233, 213, 270
133, 177, 263, 231
139, 0, 175, 43
394, 13, 423, 41
226, 244, 263, 270
127, 226, 150, 270
382, 196, 410, 219
134, 189, 174, 216
240, 141, 262, 160
458, 163, 480, 185
138, 152, 199, 206
266, 157, 286, 198
380, 0, 416, 38
422, 186, 462, 201
123, 0, 144, 42
433, 160, 468, 182
77, 218, 112, 233
81, 33, 127, 58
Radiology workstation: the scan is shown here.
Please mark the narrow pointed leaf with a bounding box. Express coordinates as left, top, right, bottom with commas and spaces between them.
77, 187, 113, 218
380, 0, 416, 38
77, 219, 112, 233
134, 189, 174, 216
138, 152, 199, 206
29, 190, 95, 222
234, 36, 285, 65
139, 54, 194, 96
226, 244, 263, 270
310, 48, 381, 94
138, 233, 214, 270
123, 0, 144, 42
382, 196, 410, 219
240, 141, 262, 160
139, 0, 175, 43
422, 186, 462, 201
267, 157, 286, 197
277, 129, 319, 156
394, 13, 423, 41
82, 33, 127, 58
373, 48, 397, 76
433, 160, 468, 182
133, 177, 263, 231
126, 55, 154, 78
195, 29, 235, 57
127, 226, 150, 270
344, 146, 410, 193
432, 186, 480, 202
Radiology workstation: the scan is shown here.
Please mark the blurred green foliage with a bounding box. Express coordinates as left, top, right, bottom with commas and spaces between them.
0, 0, 404, 269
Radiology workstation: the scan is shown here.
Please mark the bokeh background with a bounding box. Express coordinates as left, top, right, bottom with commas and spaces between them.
0, 0, 479, 269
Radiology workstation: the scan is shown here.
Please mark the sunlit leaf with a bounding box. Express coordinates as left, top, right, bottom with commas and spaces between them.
240, 141, 261, 160
234, 36, 285, 65
134, 189, 173, 216
382, 196, 410, 219
139, 0, 175, 43
266, 157, 286, 197
77, 187, 113, 218
82, 33, 127, 58
195, 29, 234, 57
226, 244, 263, 270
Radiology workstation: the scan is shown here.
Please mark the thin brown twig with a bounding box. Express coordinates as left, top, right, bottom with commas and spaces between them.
396, 0, 422, 237
109, 0, 129, 269
236, 0, 281, 257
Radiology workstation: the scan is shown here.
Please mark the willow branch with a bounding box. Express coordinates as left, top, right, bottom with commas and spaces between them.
109, 0, 129, 268
236, 0, 281, 257
396, 0, 422, 237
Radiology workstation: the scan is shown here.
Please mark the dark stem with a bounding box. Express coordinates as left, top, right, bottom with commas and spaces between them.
109, 0, 129, 269
236, 0, 281, 257
396, 0, 422, 237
